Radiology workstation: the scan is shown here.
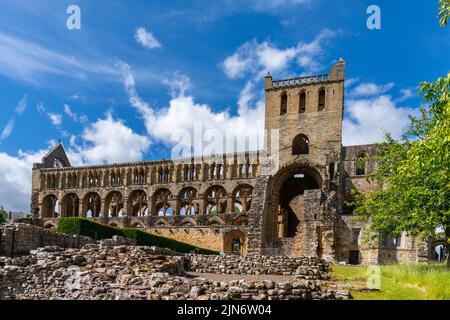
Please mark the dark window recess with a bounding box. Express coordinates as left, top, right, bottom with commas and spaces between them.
299, 91, 306, 113
280, 92, 288, 115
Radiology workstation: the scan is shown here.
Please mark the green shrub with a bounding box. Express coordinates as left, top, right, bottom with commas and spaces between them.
57, 217, 218, 255
58, 217, 122, 240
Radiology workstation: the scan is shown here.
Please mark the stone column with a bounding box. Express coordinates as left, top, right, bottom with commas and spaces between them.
227, 196, 234, 214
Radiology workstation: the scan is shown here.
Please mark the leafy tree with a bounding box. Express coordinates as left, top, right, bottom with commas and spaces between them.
0, 206, 7, 224
439, 0, 450, 27
352, 3, 450, 266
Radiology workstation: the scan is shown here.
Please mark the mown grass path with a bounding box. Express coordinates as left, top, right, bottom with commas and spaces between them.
330, 263, 450, 300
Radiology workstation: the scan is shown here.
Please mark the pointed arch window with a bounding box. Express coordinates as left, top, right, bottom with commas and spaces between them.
356, 154, 367, 176
299, 91, 306, 113
280, 92, 288, 115
318, 87, 326, 111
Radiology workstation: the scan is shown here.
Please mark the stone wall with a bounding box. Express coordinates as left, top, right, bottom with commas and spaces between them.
0, 223, 96, 256
147, 227, 226, 253
0, 245, 348, 300
187, 254, 330, 279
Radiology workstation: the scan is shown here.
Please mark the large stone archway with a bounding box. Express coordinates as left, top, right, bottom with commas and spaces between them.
258, 163, 335, 260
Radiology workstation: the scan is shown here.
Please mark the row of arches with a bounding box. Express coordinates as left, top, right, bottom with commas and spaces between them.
40, 184, 254, 219
41, 161, 259, 190
280, 87, 326, 116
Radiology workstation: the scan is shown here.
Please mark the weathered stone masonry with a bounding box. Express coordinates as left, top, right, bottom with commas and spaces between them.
29, 59, 428, 265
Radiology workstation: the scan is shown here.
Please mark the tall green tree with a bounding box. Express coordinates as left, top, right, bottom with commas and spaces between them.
0, 206, 7, 224
352, 2, 450, 266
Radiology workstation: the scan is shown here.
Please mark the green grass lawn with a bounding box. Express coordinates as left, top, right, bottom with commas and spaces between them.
330, 263, 450, 300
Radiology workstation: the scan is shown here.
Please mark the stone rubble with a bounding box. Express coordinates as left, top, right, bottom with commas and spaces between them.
187, 254, 330, 279
0, 245, 349, 300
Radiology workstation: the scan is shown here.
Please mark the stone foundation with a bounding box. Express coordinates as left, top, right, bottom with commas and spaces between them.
0, 244, 348, 300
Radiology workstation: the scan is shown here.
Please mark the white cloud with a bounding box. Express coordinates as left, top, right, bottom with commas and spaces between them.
119, 62, 265, 155
343, 95, 418, 146
135, 27, 162, 49
396, 88, 416, 102
1, 119, 15, 140
71, 112, 150, 164
0, 111, 150, 212
47, 113, 62, 126
221, 28, 337, 79
351, 82, 395, 97
0, 148, 47, 212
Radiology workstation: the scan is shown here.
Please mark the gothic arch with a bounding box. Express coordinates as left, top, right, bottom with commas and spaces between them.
280, 91, 288, 115
105, 191, 124, 218
128, 189, 148, 217
178, 187, 199, 216
61, 193, 80, 217
41, 194, 58, 218
355, 152, 368, 176
204, 185, 228, 214
318, 87, 326, 111
232, 184, 253, 213
153, 188, 172, 216
82, 192, 101, 218
299, 90, 306, 113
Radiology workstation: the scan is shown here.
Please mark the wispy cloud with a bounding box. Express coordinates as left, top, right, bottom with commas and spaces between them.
1, 119, 15, 140
14, 95, 28, 114
0, 94, 28, 141
350, 82, 395, 97
222, 28, 339, 79
64, 104, 88, 124
0, 32, 119, 85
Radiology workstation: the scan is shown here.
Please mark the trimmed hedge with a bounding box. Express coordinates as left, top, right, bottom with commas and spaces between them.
57, 217, 122, 240
57, 217, 218, 255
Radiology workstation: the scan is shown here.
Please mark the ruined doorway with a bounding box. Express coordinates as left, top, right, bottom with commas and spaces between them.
232, 237, 242, 255
279, 168, 320, 238
349, 250, 359, 265
224, 230, 246, 256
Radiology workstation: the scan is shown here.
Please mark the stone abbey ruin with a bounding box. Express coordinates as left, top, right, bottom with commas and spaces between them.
29, 60, 431, 265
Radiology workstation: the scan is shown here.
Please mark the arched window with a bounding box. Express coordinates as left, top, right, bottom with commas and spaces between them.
292, 134, 309, 155
299, 91, 306, 113
280, 92, 288, 115
356, 154, 367, 176
318, 87, 326, 111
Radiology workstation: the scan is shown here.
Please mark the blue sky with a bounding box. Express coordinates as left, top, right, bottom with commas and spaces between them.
0, 0, 449, 212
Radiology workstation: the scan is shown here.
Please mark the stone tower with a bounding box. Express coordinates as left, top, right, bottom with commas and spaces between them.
263, 59, 345, 168
248, 60, 346, 260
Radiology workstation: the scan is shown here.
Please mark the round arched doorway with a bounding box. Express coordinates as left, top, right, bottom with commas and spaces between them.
223, 230, 247, 256
275, 165, 322, 238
